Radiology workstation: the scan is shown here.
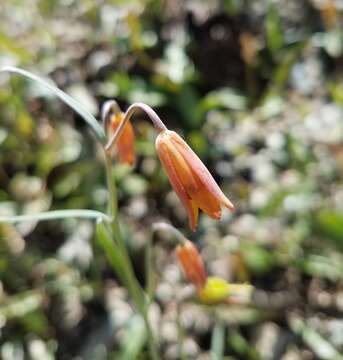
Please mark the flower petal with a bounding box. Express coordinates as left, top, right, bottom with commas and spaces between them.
116, 120, 135, 165
156, 139, 199, 230
108, 113, 135, 165
176, 241, 207, 288
170, 131, 235, 211
187, 176, 222, 220
162, 132, 199, 192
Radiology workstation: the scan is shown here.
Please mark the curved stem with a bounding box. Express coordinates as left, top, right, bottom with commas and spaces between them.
105, 102, 167, 152
101, 99, 122, 136
152, 222, 187, 245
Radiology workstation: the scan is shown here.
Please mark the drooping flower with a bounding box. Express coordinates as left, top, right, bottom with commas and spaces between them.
108, 112, 135, 165
155, 130, 235, 230
176, 240, 207, 289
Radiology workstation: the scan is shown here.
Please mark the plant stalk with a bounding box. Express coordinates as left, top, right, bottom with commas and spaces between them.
104, 154, 160, 360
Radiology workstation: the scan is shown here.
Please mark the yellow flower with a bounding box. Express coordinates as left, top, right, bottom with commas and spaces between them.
156, 130, 235, 230
198, 277, 253, 305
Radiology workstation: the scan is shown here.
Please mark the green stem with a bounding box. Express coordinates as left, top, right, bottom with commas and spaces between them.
104, 154, 160, 360
145, 233, 155, 299
105, 156, 118, 218
211, 314, 225, 360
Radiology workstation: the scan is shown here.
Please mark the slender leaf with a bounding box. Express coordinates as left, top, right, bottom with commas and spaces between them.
0, 66, 106, 142
118, 315, 147, 360
266, 6, 283, 54
298, 254, 343, 281
314, 210, 343, 252
289, 316, 343, 360
96, 220, 127, 285
0, 210, 111, 223
228, 330, 259, 359
211, 320, 225, 360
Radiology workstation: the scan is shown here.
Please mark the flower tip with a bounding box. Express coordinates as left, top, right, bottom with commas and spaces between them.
213, 210, 222, 219
223, 197, 235, 212
190, 222, 196, 232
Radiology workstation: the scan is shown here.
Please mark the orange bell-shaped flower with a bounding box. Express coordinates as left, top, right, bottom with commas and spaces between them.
156, 130, 235, 230
176, 240, 207, 289
108, 112, 135, 165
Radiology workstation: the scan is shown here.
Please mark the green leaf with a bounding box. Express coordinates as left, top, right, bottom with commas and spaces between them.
266, 6, 283, 55
211, 321, 225, 360
223, 0, 242, 15
200, 87, 247, 112
216, 306, 263, 325
240, 243, 275, 274
118, 315, 147, 360
174, 84, 201, 127
0, 210, 111, 223
264, 42, 306, 96
95, 220, 127, 285
0, 66, 106, 142
314, 210, 343, 252
329, 81, 343, 106
228, 330, 259, 359
96, 221, 147, 315
298, 254, 343, 281
289, 316, 343, 360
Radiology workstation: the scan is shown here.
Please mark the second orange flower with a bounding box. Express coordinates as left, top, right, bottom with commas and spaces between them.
108, 112, 135, 165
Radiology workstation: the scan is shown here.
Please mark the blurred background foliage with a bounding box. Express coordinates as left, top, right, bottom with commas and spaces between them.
0, 0, 343, 359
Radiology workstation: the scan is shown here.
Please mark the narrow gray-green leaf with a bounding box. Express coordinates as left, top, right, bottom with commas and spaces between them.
0, 210, 111, 223
289, 316, 343, 360
211, 321, 225, 360
118, 315, 147, 360
96, 221, 146, 315
96, 220, 127, 285
0, 66, 106, 142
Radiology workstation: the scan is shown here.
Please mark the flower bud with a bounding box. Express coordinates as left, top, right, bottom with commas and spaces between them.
176, 240, 207, 288
108, 112, 135, 165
